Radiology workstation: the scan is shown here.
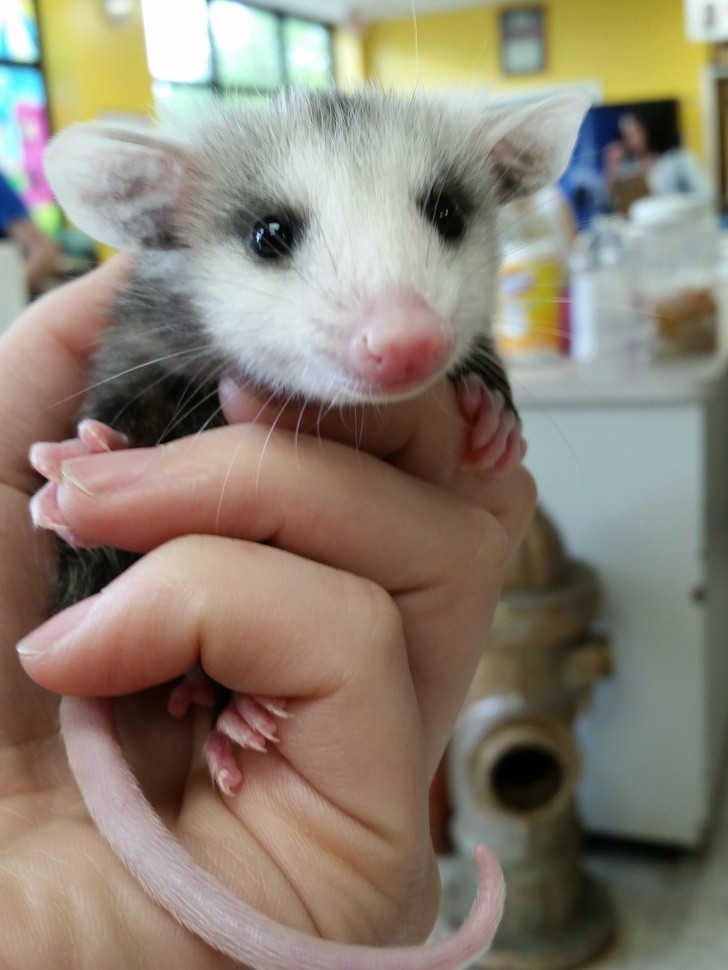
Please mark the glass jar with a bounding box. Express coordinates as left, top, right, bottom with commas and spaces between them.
627, 195, 719, 357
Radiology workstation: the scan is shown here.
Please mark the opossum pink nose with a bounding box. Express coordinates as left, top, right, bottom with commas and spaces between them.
350, 293, 453, 391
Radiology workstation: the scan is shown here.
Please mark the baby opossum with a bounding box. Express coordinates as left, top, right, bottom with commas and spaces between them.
34, 88, 586, 969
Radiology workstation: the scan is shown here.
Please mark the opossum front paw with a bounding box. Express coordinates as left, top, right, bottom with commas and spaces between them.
457, 374, 526, 474
169, 682, 289, 794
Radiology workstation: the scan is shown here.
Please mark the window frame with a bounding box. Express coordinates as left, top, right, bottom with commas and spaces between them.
0, 0, 44, 70
0, 0, 61, 234
151, 0, 335, 96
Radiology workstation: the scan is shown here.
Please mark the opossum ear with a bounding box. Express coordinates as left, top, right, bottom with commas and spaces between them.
45, 124, 196, 251
482, 94, 590, 204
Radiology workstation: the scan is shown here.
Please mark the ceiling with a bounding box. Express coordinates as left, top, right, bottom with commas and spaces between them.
250, 0, 506, 25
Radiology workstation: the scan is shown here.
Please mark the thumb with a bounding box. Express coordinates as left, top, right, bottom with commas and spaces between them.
218, 376, 466, 473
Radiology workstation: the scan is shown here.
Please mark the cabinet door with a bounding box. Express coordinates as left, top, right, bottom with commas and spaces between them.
521, 402, 708, 845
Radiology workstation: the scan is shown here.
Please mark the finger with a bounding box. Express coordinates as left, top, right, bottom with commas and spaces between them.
0, 260, 129, 754
0, 490, 60, 753
18, 535, 426, 829
0, 257, 131, 494
219, 375, 467, 483
456, 463, 537, 559
50, 423, 498, 598
40, 425, 515, 766
221, 377, 531, 537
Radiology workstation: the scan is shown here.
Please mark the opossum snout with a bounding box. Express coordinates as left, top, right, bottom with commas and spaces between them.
348, 290, 453, 393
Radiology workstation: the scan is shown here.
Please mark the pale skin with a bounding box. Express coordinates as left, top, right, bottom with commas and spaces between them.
1, 258, 535, 968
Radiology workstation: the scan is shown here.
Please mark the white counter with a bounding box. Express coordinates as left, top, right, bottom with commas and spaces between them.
510, 350, 728, 406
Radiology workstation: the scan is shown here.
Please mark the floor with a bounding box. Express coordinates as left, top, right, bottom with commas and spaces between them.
437, 776, 728, 969
585, 803, 728, 969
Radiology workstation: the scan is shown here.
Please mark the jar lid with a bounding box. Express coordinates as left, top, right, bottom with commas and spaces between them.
629, 194, 708, 228
500, 236, 562, 261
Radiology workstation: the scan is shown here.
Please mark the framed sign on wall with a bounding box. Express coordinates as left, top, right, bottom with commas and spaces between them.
499, 6, 546, 76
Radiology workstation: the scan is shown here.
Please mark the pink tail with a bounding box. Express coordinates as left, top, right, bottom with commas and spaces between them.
61, 696, 504, 970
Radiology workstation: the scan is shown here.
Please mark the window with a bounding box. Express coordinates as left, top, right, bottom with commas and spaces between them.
141, 0, 334, 110
0, 0, 60, 234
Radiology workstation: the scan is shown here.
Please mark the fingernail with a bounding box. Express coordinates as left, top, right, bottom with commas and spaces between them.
16, 596, 98, 659
29, 484, 95, 548
29, 443, 63, 483
61, 448, 155, 495
77, 418, 129, 452
60, 461, 97, 497
29, 484, 71, 532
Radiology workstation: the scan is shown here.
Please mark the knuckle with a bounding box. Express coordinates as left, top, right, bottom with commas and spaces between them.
359, 574, 405, 638
140, 534, 216, 598
342, 572, 405, 666
463, 506, 511, 585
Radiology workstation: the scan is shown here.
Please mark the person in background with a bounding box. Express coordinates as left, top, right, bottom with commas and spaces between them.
0, 169, 61, 294
606, 111, 713, 207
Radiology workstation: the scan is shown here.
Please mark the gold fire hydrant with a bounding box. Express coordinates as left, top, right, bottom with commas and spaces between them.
441, 507, 616, 969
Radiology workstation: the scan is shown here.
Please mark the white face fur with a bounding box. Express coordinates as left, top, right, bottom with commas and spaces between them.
45, 90, 588, 403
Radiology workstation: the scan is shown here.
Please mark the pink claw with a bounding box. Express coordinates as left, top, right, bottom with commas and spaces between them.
253, 695, 290, 719
203, 731, 243, 795
216, 705, 268, 753
234, 695, 281, 743
457, 375, 526, 474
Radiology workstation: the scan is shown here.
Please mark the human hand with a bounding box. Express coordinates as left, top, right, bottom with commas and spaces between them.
4, 261, 535, 967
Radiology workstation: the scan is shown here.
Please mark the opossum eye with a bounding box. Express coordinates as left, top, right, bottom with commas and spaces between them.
421, 186, 467, 242
251, 215, 298, 260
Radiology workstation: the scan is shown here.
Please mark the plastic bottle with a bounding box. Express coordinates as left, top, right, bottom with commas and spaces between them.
496, 189, 570, 364
569, 216, 651, 377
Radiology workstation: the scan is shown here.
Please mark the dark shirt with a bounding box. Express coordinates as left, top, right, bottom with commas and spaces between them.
0, 172, 29, 238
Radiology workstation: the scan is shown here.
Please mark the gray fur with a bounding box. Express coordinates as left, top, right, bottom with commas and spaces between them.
48, 87, 589, 606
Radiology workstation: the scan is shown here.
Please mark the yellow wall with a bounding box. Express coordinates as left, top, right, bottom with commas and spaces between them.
38, 0, 153, 132
364, 0, 710, 159
333, 24, 367, 90
38, 3, 360, 126
35, 0, 707, 159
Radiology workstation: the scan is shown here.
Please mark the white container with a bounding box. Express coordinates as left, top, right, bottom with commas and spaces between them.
569, 219, 652, 378
629, 194, 710, 229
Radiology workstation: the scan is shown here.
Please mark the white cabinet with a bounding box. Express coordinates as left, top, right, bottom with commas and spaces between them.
514, 356, 728, 846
